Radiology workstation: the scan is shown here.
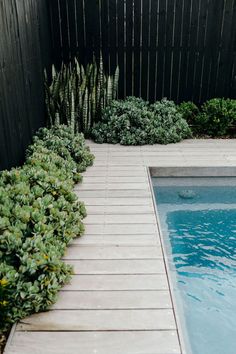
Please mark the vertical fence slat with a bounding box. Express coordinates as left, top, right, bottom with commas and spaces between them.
192, 0, 208, 102
141, 0, 150, 100
84, 0, 100, 62
156, 0, 167, 99
229, 1, 236, 98
37, 0, 52, 69
231, 52, 236, 98
216, 0, 233, 97
208, 0, 225, 98
170, 0, 182, 102
200, 0, 215, 101
109, 0, 118, 74
218, 0, 236, 97
49, 0, 62, 67
164, 0, 176, 98
100, 0, 109, 69
67, 0, 77, 59
178, 0, 192, 102
133, 0, 141, 97
117, 0, 125, 98
186, 0, 200, 101
126, 0, 134, 96
148, 0, 158, 102
75, 0, 85, 65
58, 0, 70, 62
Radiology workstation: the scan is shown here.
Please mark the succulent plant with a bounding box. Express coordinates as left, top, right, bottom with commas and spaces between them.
44, 54, 119, 136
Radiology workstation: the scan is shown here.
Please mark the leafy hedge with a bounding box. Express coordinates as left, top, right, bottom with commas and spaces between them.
0, 125, 94, 332
177, 101, 199, 127
178, 98, 236, 137
91, 97, 191, 145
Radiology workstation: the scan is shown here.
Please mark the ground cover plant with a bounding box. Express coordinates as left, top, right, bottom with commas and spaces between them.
91, 97, 192, 145
0, 125, 94, 335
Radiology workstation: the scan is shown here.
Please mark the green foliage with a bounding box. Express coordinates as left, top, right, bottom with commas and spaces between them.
0, 275, 12, 328
194, 98, 236, 136
45, 55, 119, 136
178, 101, 199, 126
0, 125, 94, 332
149, 99, 192, 143
28, 125, 94, 173
91, 97, 191, 145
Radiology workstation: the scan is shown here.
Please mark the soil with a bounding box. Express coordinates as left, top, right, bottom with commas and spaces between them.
0, 334, 6, 354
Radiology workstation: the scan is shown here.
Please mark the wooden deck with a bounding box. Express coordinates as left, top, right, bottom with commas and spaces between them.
5, 139, 236, 354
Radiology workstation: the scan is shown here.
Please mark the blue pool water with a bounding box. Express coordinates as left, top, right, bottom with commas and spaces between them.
153, 178, 236, 354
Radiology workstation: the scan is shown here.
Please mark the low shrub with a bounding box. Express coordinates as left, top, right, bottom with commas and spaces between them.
149, 99, 192, 144
0, 125, 94, 332
91, 97, 191, 145
177, 101, 199, 126
28, 125, 94, 173
195, 98, 236, 136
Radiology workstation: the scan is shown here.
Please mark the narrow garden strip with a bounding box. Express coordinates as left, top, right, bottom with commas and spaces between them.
0, 125, 94, 339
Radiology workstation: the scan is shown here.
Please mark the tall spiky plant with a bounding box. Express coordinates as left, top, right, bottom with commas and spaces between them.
44, 55, 119, 136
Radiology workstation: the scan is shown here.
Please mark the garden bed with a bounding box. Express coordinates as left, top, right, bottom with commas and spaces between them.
0, 125, 94, 349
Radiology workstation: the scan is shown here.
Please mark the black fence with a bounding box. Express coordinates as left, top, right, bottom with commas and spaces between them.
0, 0, 51, 170
49, 0, 236, 103
1, 0, 236, 170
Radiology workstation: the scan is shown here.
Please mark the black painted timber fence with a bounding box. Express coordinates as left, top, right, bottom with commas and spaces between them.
0, 0, 51, 170
49, 0, 236, 103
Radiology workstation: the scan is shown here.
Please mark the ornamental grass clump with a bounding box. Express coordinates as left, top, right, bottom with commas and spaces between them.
91, 97, 191, 145
0, 125, 94, 333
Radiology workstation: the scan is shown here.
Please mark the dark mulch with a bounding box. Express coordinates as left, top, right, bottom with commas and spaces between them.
0, 334, 6, 354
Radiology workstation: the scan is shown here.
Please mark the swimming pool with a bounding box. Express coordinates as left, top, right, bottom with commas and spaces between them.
152, 177, 236, 354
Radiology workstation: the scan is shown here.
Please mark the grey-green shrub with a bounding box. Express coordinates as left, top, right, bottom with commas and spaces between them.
0, 125, 94, 332
149, 99, 192, 144
91, 97, 191, 145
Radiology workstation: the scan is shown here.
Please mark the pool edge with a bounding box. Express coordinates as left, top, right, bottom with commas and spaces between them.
147, 167, 191, 354
149, 166, 236, 177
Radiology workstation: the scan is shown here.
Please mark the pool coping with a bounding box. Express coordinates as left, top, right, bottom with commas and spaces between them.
150, 166, 236, 177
